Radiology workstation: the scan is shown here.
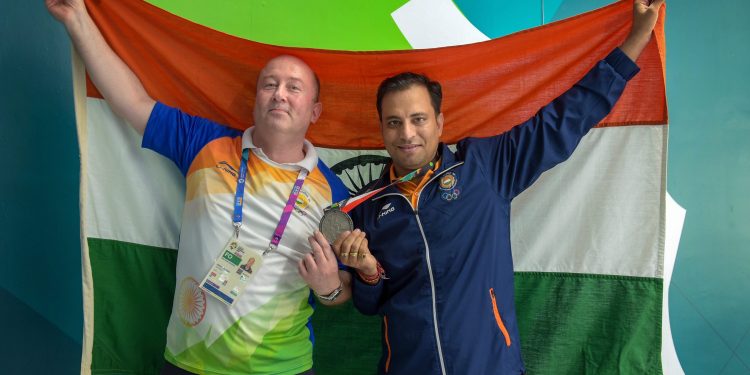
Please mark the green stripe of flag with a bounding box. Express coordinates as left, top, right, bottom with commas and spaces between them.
86, 242, 663, 374
89, 238, 177, 374
312, 301, 382, 374
515, 272, 663, 374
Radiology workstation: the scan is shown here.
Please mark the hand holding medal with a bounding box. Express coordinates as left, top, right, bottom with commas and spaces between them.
298, 231, 343, 302
331, 229, 378, 276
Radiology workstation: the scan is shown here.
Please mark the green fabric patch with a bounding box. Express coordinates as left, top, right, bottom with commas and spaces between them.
312, 300, 382, 374
515, 272, 663, 375
166, 292, 381, 375
144, 0, 412, 51
166, 289, 314, 375
250, 295, 314, 374
88, 238, 177, 375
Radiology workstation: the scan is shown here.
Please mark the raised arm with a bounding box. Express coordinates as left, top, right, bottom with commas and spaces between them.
47, 0, 155, 134
465, 0, 664, 200
619, 0, 666, 61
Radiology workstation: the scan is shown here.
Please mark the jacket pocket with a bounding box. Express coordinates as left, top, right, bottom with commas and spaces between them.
383, 315, 392, 372
489, 288, 511, 347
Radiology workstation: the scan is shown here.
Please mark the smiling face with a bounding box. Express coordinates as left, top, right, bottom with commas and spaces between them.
253, 55, 322, 138
380, 84, 444, 177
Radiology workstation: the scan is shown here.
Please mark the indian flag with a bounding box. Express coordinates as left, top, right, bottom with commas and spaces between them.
74, 0, 669, 373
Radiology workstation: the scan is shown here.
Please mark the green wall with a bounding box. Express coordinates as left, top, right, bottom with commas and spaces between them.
2, 1, 748, 374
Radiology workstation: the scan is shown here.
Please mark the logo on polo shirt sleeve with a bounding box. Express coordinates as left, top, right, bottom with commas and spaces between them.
215, 161, 239, 177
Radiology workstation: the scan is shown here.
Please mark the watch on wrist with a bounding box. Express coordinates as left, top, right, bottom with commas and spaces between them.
315, 283, 343, 302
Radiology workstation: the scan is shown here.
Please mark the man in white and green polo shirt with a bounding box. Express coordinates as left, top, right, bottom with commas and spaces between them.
47, 0, 351, 374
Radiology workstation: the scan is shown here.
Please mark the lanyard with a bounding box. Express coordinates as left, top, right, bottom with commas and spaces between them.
233, 148, 309, 255
331, 162, 434, 214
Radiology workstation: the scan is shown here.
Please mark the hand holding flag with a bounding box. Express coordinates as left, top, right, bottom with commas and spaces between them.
620, 0, 666, 61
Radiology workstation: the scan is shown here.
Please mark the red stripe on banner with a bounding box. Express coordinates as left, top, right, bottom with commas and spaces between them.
85, 0, 666, 149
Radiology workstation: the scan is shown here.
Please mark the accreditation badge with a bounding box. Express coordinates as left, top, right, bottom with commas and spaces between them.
200, 238, 263, 306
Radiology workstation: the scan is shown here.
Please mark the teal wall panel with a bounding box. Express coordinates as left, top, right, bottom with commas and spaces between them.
0, 0, 83, 350
665, 1, 750, 373
0, 288, 80, 375
0, 2, 83, 374
454, 0, 565, 37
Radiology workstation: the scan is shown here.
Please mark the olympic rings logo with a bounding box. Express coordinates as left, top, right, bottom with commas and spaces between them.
441, 188, 461, 201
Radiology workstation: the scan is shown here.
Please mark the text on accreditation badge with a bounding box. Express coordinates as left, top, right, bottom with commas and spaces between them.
200, 238, 264, 306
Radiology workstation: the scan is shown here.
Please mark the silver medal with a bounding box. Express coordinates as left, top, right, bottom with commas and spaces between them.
319, 208, 354, 244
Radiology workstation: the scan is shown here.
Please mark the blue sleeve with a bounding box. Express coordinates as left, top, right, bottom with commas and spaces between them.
459, 48, 640, 200
142, 102, 242, 176
317, 159, 351, 202
352, 274, 384, 316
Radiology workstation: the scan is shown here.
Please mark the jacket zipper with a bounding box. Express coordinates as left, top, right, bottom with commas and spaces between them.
372, 162, 464, 375
413, 214, 447, 375
489, 288, 512, 347
414, 163, 464, 375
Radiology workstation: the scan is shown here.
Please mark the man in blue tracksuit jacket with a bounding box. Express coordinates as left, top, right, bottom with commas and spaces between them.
331, 1, 665, 374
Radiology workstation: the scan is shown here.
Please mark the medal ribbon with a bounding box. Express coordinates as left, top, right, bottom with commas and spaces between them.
233, 148, 308, 255
331, 162, 434, 213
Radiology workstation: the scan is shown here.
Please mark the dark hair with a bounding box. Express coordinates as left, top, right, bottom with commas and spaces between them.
376, 72, 442, 120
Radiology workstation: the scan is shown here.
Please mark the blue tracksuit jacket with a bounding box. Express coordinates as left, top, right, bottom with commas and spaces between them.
349, 48, 640, 374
